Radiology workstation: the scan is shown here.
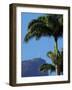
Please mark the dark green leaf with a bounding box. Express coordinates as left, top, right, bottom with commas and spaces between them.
40, 64, 55, 72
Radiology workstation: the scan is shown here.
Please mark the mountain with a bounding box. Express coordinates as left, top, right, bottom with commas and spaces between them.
21, 58, 48, 77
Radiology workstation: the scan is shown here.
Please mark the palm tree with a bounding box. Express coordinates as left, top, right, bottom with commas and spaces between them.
24, 14, 63, 75
40, 48, 63, 75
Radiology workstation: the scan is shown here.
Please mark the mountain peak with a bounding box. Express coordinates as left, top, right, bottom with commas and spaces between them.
21, 58, 48, 77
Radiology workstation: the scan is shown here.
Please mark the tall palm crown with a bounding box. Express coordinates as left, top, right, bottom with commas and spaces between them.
24, 14, 63, 42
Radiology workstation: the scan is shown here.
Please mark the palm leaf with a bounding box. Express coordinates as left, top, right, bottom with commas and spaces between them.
47, 50, 63, 66
46, 14, 63, 38
24, 19, 52, 42
40, 64, 55, 72
47, 51, 57, 65
24, 14, 63, 42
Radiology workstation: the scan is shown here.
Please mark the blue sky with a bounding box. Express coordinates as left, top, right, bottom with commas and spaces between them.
21, 12, 63, 64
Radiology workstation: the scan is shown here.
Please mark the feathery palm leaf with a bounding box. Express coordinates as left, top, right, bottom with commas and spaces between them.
40, 63, 55, 72
24, 20, 52, 42
24, 14, 63, 42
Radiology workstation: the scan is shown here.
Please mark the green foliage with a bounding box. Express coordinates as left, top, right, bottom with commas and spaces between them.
47, 49, 63, 65
24, 14, 63, 42
24, 14, 63, 75
40, 64, 55, 72
47, 51, 57, 65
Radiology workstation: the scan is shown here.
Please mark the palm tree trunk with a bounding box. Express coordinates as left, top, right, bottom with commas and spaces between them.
55, 65, 61, 75
55, 65, 58, 75
54, 38, 60, 75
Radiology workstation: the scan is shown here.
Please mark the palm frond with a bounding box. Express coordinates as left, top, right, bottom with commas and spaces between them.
46, 14, 63, 38
38, 15, 49, 26
47, 51, 57, 65
28, 19, 45, 30
24, 14, 63, 42
24, 19, 52, 42
47, 49, 63, 66
40, 63, 55, 72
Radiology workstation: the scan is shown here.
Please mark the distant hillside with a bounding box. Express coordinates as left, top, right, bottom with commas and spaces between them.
21, 58, 48, 77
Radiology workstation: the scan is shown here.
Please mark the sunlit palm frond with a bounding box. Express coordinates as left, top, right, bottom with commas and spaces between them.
47, 51, 57, 65
47, 49, 63, 65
